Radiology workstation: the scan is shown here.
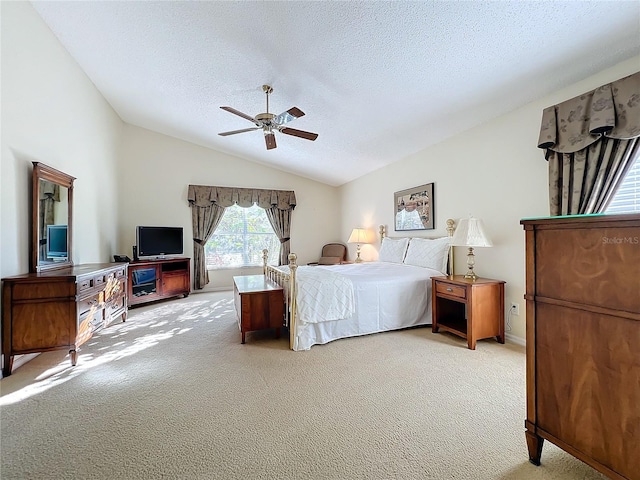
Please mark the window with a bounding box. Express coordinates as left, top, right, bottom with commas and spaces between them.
606, 154, 640, 214
205, 204, 279, 269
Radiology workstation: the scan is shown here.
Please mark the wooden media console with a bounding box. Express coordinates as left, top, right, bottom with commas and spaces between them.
128, 257, 190, 307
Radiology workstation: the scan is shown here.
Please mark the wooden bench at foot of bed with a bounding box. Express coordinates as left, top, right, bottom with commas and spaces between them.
233, 274, 284, 344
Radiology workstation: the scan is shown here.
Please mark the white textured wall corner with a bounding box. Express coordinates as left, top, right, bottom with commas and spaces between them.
117, 124, 341, 291
338, 55, 640, 342
1, 1, 123, 278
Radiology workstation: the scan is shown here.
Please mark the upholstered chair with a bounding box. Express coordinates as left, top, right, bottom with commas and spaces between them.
308, 243, 348, 265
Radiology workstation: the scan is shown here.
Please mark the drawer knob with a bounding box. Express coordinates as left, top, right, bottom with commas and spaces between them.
446, 287, 453, 292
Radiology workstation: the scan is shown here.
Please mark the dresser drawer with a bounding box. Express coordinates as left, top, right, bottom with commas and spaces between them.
77, 296, 101, 316
77, 308, 100, 346
112, 266, 127, 280
77, 271, 112, 295
535, 226, 639, 312
77, 276, 94, 294
93, 273, 106, 288
107, 291, 126, 316
435, 281, 466, 299
12, 281, 74, 300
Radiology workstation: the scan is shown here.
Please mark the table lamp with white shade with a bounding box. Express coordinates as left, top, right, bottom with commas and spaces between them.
347, 228, 371, 263
451, 216, 493, 280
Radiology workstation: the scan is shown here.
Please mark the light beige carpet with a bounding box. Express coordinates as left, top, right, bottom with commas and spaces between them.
1, 291, 606, 479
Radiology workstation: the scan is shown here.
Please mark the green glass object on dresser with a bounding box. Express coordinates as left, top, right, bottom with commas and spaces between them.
521, 213, 640, 479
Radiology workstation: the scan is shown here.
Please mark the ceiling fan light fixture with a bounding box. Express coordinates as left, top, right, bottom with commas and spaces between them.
255, 112, 275, 123
218, 85, 318, 150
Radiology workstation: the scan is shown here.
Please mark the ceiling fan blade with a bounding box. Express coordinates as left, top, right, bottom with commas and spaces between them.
218, 127, 260, 136
220, 106, 259, 125
274, 107, 305, 126
265, 132, 277, 150
280, 127, 318, 141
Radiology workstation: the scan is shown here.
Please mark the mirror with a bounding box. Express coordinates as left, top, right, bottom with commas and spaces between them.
31, 162, 75, 272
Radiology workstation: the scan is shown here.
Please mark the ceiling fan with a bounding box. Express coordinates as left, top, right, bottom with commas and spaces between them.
219, 85, 318, 150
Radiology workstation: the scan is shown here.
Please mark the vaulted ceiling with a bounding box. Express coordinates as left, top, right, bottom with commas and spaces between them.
32, 1, 640, 186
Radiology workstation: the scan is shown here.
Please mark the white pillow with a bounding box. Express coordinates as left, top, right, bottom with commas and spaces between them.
403, 237, 451, 273
378, 237, 409, 263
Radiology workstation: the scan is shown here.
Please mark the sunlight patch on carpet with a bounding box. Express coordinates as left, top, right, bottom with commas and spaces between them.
0, 298, 233, 406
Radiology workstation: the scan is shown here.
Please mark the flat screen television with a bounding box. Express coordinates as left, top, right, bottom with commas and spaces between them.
47, 224, 68, 259
136, 226, 183, 258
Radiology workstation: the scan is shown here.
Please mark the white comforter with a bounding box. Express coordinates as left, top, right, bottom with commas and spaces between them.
291, 261, 443, 351
277, 265, 355, 323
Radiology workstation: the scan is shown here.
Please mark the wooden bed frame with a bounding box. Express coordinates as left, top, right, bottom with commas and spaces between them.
264, 219, 456, 350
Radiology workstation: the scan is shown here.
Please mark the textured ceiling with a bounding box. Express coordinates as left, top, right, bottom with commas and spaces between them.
32, 1, 640, 186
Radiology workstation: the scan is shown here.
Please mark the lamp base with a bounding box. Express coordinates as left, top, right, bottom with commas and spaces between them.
355, 244, 363, 263
464, 247, 478, 281
463, 270, 478, 281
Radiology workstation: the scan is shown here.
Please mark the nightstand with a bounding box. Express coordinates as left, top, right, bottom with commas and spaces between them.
431, 275, 505, 350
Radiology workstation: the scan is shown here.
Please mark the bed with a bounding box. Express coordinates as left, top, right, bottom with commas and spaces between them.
265, 221, 456, 351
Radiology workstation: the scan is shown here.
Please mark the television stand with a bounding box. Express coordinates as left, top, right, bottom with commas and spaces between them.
128, 257, 190, 307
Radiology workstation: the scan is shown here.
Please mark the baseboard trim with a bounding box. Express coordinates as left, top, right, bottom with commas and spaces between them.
1, 353, 40, 378
193, 287, 232, 293
506, 333, 525, 346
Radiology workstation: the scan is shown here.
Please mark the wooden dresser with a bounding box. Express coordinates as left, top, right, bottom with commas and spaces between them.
2, 263, 128, 376
521, 214, 639, 479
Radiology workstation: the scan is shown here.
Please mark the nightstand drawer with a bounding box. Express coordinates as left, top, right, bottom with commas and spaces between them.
435, 282, 466, 299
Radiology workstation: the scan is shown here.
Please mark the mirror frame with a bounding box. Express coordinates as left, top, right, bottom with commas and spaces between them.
31, 162, 75, 272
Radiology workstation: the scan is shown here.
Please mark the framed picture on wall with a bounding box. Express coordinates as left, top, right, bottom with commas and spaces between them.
394, 183, 435, 231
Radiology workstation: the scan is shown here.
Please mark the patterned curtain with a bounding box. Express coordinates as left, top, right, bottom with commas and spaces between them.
190, 203, 226, 290
265, 202, 293, 266
187, 185, 296, 288
538, 71, 640, 216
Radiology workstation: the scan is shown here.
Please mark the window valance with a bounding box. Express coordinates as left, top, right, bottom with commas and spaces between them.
188, 185, 296, 210
538, 71, 640, 156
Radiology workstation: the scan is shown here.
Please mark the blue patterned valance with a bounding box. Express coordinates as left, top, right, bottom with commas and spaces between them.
538, 71, 640, 155
188, 185, 296, 210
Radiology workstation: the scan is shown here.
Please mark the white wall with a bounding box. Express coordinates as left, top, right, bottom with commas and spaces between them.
339, 55, 640, 342
117, 124, 341, 290
2, 0, 637, 342
1, 1, 123, 278
1, 1, 341, 295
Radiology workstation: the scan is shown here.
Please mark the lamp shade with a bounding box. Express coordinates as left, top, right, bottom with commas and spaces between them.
348, 228, 371, 244
451, 217, 493, 247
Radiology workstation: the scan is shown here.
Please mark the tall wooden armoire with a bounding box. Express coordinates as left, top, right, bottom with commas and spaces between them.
521, 214, 639, 480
